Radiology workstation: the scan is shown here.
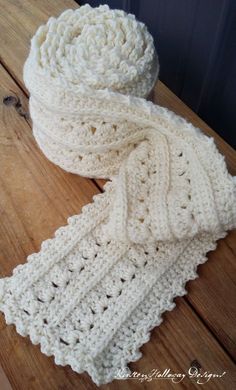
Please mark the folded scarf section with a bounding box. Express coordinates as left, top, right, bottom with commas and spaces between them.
0, 4, 235, 386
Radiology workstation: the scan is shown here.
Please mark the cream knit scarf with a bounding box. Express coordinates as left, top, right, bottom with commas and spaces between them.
0, 5, 235, 385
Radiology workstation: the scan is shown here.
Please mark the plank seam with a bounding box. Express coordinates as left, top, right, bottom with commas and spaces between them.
186, 296, 235, 363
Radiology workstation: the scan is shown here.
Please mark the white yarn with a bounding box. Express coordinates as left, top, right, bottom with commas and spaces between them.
0, 5, 235, 386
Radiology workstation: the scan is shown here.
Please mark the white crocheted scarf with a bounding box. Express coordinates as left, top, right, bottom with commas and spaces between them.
0, 5, 235, 385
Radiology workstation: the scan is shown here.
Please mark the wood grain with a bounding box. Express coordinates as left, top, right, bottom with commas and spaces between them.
0, 364, 12, 390
0, 1, 235, 389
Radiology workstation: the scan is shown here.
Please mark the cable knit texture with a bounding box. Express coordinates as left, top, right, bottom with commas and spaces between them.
0, 5, 236, 386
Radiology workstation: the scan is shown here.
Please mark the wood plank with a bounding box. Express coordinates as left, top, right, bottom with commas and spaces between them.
130, 298, 236, 390
0, 62, 100, 390
186, 231, 236, 361
0, 364, 12, 390
0, 62, 235, 390
0, 0, 235, 388
0, 65, 99, 257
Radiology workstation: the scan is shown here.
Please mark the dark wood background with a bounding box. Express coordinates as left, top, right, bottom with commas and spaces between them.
78, 0, 236, 149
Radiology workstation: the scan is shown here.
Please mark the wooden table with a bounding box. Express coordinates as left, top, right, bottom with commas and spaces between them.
0, 1, 235, 389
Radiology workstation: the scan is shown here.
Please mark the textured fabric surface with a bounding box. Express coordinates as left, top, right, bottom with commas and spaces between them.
0, 4, 236, 386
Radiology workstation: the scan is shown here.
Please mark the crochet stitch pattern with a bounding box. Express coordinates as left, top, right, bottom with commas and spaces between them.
0, 4, 236, 386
